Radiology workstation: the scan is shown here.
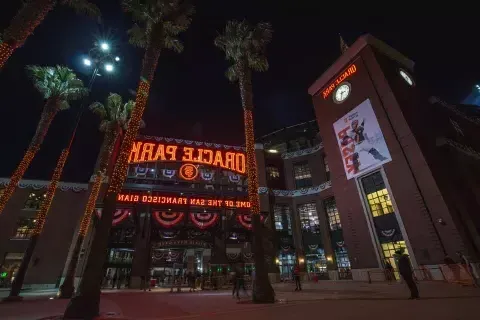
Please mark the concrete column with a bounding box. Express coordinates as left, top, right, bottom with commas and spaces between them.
290, 199, 305, 271
130, 209, 152, 289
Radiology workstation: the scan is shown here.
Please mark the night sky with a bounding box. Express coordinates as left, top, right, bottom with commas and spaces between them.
0, 3, 479, 183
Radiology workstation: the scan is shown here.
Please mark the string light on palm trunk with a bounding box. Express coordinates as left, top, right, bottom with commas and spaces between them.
0, 42, 14, 69
79, 171, 104, 236
33, 148, 69, 235
244, 109, 260, 215
108, 79, 150, 194
0, 146, 39, 213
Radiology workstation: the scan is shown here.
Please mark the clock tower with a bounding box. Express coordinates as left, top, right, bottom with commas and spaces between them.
309, 34, 480, 281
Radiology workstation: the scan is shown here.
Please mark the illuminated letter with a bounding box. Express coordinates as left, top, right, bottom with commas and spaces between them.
213, 151, 224, 168
140, 143, 156, 161
142, 195, 147, 202
182, 147, 194, 162
118, 194, 125, 201
236, 153, 246, 174
166, 145, 177, 161
203, 149, 213, 164
153, 144, 166, 161
129, 141, 143, 163
194, 148, 204, 163
225, 152, 235, 171
134, 195, 139, 202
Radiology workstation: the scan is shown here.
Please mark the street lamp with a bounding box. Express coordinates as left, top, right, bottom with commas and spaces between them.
100, 42, 110, 51
57, 43, 121, 299
104, 63, 114, 72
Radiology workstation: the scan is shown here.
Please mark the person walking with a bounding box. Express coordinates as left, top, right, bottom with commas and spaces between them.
231, 268, 238, 298
293, 264, 302, 291
384, 260, 394, 283
235, 266, 248, 299
395, 250, 419, 299
117, 272, 124, 289
112, 272, 117, 289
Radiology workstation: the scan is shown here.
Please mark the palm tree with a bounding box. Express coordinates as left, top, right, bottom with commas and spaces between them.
3, 66, 87, 301
64, 2, 194, 318
0, 65, 87, 215
214, 20, 274, 303
59, 93, 136, 298
0, 0, 100, 69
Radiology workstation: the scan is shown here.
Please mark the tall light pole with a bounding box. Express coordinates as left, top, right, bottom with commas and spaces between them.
57, 42, 120, 299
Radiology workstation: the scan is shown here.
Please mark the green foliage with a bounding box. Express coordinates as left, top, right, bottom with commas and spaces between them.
60, 0, 101, 18
122, 0, 194, 53
89, 93, 140, 132
214, 20, 273, 82
26, 65, 88, 110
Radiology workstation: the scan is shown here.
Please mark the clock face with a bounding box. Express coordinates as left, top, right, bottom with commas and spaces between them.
399, 69, 414, 86
334, 82, 351, 103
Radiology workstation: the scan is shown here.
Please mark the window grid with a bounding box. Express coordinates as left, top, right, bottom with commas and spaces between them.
266, 166, 280, 179
293, 162, 313, 188
324, 197, 341, 231
381, 241, 408, 280
361, 172, 394, 217
297, 203, 319, 232
274, 205, 292, 232
24, 191, 46, 210
13, 218, 36, 239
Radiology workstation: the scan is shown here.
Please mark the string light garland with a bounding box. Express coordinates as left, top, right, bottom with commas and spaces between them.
0, 145, 39, 214
33, 148, 69, 235
78, 170, 104, 236
0, 42, 14, 69
108, 79, 150, 194
1, 0, 55, 68
243, 109, 260, 215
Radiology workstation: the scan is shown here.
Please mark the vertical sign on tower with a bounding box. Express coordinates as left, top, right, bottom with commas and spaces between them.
333, 99, 392, 180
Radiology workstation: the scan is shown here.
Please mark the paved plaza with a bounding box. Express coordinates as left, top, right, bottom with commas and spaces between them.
0, 281, 479, 320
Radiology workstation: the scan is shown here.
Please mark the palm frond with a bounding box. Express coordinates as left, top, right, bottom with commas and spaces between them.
61, 0, 101, 18
26, 65, 87, 110
89, 102, 107, 119
123, 0, 194, 52
127, 24, 148, 48
215, 20, 273, 79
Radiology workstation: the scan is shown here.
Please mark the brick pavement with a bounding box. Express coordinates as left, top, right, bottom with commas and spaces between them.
0, 281, 478, 320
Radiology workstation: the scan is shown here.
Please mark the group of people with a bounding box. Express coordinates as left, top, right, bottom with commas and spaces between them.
104, 271, 130, 289
231, 265, 253, 299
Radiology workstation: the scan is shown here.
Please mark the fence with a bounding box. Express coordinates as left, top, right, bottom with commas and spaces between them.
365, 263, 479, 286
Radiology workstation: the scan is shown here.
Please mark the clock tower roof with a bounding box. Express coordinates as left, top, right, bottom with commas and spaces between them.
308, 34, 415, 96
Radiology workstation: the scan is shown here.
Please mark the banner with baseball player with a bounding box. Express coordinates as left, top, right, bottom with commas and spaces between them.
333, 99, 392, 180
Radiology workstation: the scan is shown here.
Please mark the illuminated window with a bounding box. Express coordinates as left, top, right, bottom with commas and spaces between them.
324, 156, 330, 181
274, 204, 291, 233
297, 203, 320, 232
293, 162, 312, 188
361, 172, 394, 217
23, 191, 46, 210
266, 166, 280, 179
381, 241, 409, 279
335, 247, 351, 269
306, 247, 327, 274
324, 197, 341, 231
12, 217, 36, 239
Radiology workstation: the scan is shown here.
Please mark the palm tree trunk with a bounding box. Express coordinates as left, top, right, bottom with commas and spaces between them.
0, 106, 57, 214
64, 28, 163, 319
59, 129, 117, 299
0, 0, 56, 69
3, 148, 69, 301
239, 64, 275, 303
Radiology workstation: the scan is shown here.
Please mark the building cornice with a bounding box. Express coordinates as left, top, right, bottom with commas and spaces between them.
308, 34, 415, 96
258, 181, 331, 198
281, 143, 323, 160
0, 178, 88, 192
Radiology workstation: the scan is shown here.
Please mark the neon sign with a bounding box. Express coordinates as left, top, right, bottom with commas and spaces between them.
179, 163, 198, 180
322, 64, 357, 99
128, 141, 246, 174
117, 193, 251, 208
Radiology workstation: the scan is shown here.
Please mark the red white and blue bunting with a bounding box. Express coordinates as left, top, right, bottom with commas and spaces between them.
153, 211, 184, 228
190, 212, 219, 229
134, 166, 148, 177
200, 170, 214, 181
162, 169, 176, 178
95, 208, 131, 226
236, 214, 264, 230
228, 173, 241, 184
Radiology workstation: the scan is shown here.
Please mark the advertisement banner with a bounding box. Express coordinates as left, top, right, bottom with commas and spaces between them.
333, 99, 392, 180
